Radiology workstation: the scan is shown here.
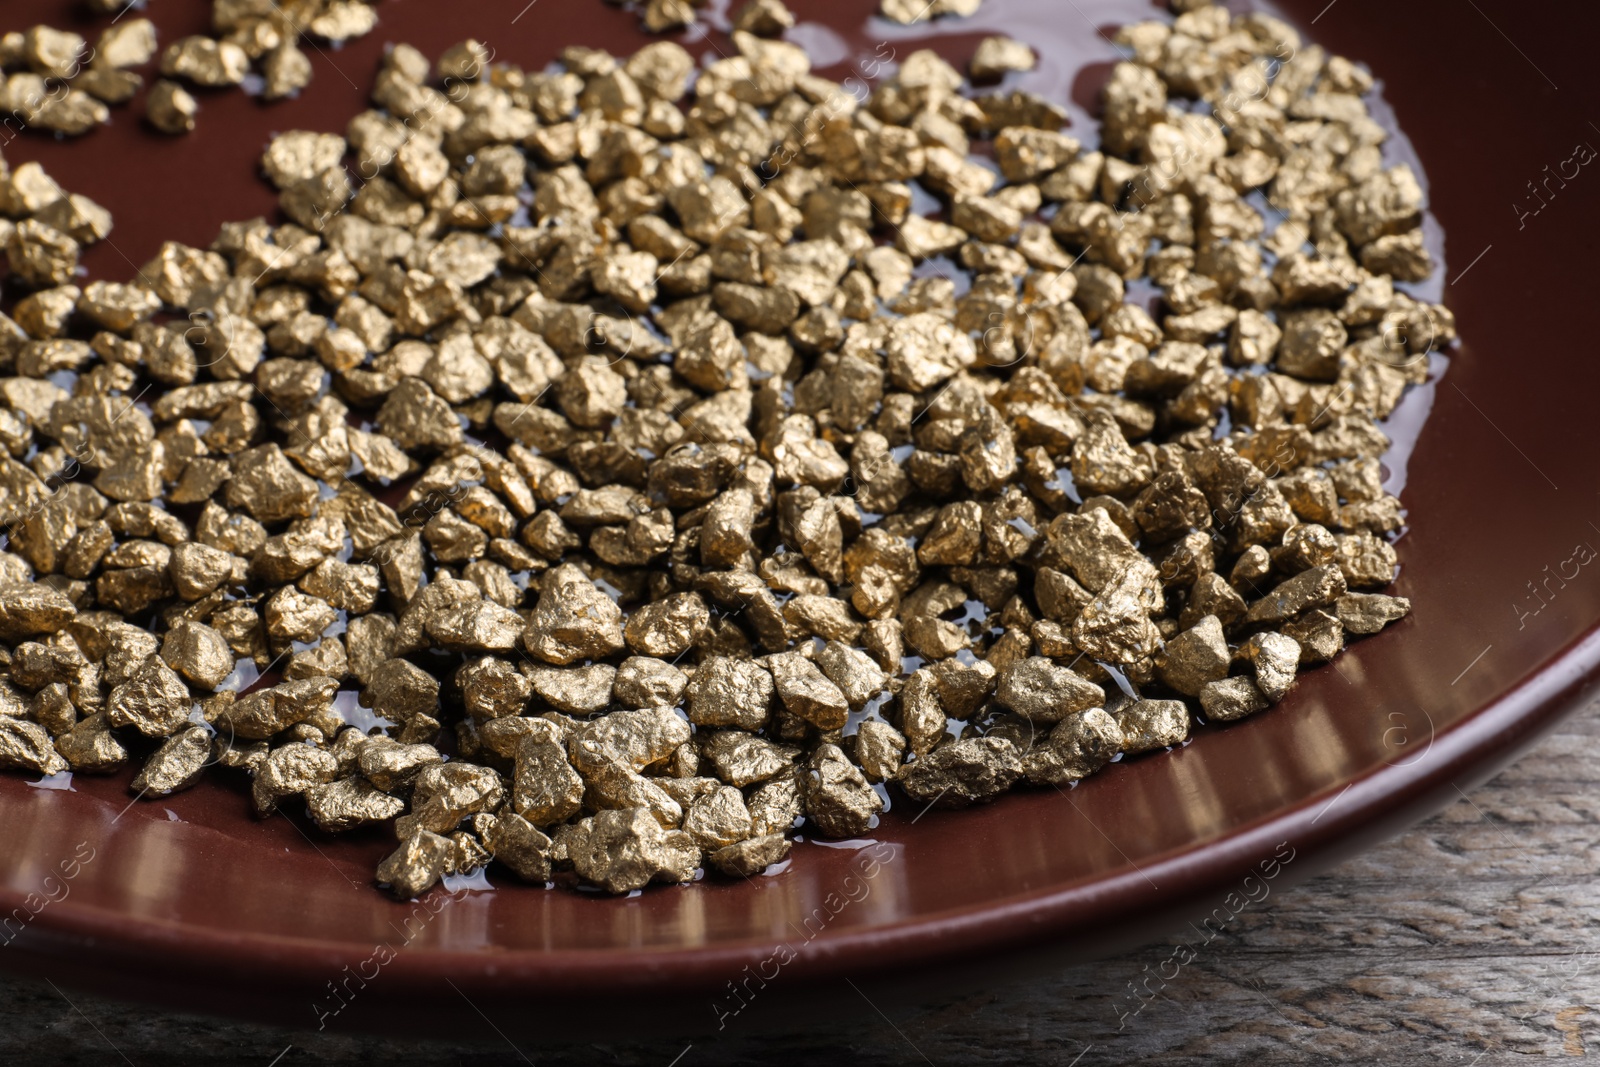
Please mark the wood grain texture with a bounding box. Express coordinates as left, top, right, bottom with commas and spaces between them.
4, 697, 1598, 1066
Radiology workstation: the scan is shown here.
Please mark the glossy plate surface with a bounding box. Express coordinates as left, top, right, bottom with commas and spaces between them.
2, 0, 1596, 1037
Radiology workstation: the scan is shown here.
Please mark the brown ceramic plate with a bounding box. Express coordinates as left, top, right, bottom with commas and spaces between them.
2, 0, 1597, 1039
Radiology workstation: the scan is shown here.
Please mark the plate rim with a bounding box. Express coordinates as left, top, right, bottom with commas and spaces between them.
5, 618, 1595, 1002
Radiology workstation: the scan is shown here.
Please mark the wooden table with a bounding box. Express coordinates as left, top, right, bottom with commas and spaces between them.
4, 697, 1595, 1065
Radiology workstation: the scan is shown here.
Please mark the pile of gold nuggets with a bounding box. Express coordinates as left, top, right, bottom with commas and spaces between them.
0, 0, 1440, 895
